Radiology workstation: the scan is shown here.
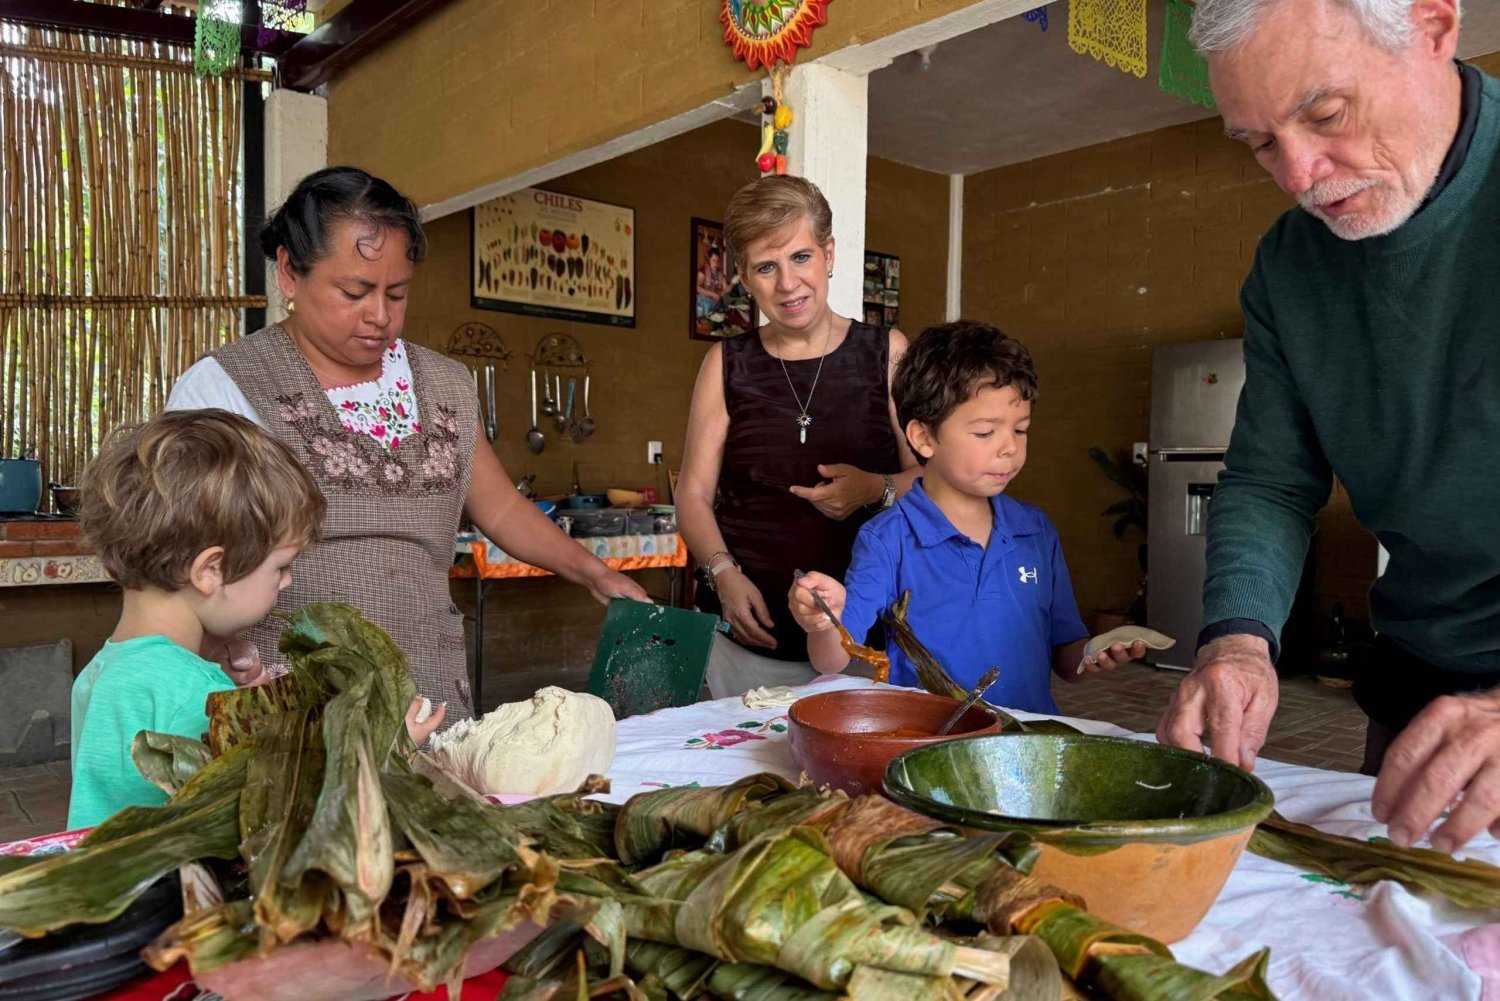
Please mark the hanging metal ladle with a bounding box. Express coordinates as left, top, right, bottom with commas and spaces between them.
526, 369, 545, 454
540, 370, 558, 417
578, 375, 597, 438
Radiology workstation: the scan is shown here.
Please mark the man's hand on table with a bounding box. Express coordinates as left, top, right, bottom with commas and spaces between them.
1372, 691, 1500, 854
1155, 634, 1279, 771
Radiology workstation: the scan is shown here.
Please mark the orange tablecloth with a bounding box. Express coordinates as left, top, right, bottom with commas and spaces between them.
449, 535, 687, 580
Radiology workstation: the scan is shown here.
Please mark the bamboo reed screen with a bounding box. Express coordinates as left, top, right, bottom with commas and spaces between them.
0, 21, 268, 493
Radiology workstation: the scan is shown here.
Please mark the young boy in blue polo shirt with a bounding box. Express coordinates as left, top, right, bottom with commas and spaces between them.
789, 320, 1147, 712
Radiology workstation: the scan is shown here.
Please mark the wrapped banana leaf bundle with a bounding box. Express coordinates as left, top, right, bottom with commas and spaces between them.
974, 871, 1275, 1001
0, 604, 574, 996
614, 779, 1282, 1001
813, 795, 1038, 922
614, 772, 798, 864
623, 824, 1011, 994
1249, 811, 1500, 909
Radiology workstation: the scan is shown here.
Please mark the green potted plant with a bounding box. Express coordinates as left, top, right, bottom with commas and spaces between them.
1089, 446, 1148, 626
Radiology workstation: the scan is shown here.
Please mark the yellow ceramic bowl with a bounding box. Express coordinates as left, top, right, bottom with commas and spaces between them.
607, 488, 646, 508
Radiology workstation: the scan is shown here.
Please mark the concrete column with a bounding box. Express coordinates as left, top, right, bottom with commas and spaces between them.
263, 89, 328, 321
946, 173, 964, 321
770, 63, 869, 320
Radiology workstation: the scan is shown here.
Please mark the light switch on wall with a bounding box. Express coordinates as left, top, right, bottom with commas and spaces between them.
647, 441, 663, 464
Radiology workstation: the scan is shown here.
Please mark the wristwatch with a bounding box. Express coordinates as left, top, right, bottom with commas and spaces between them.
873, 473, 897, 510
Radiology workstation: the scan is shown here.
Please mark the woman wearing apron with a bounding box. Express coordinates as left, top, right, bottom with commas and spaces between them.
168, 167, 647, 728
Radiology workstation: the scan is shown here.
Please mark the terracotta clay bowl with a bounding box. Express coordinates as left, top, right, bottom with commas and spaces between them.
883, 734, 1274, 943
787, 688, 1004, 797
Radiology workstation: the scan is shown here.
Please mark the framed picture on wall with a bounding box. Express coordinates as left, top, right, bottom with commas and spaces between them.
863, 249, 899, 328
689, 217, 755, 341
471, 187, 635, 328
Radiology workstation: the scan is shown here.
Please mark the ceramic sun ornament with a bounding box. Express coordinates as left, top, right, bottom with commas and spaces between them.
721, 1, 831, 177
720, 0, 832, 71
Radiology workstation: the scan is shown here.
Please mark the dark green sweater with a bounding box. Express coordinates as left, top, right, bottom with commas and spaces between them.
1205, 69, 1500, 674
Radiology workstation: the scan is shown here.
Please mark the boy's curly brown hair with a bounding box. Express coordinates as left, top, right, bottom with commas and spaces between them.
893, 321, 1038, 463
79, 409, 325, 590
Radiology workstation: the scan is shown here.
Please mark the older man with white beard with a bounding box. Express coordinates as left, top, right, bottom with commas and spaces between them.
1153, 0, 1500, 854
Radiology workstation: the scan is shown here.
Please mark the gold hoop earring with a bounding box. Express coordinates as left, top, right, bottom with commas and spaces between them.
286, 299, 296, 315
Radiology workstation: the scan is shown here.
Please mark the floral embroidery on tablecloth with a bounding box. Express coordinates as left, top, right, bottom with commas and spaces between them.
684, 716, 788, 749
325, 340, 422, 453
1300, 873, 1367, 905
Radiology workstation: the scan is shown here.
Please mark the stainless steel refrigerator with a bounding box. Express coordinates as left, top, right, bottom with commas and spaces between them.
1146, 339, 1246, 670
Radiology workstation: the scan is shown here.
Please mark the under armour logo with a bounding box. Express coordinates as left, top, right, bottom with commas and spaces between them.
1018, 566, 1038, 584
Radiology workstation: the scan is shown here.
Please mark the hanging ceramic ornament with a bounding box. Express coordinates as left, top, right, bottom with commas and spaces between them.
1068, 0, 1148, 78
1158, 0, 1216, 108
720, 0, 833, 71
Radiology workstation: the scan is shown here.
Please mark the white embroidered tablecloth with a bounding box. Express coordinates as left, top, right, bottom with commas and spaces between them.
601, 674, 1500, 1001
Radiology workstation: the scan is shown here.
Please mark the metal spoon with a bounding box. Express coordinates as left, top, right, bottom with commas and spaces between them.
540, 370, 557, 416
526, 369, 545, 454
554, 376, 572, 434
579, 374, 597, 438
936, 666, 1002, 736
483, 364, 498, 441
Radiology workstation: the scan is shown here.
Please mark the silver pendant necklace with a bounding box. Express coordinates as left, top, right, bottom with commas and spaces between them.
773, 323, 832, 444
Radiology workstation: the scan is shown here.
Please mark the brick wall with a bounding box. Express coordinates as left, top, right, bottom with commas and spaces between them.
326, 0, 999, 210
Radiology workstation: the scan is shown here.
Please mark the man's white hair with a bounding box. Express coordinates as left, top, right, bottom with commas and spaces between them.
1189, 0, 1460, 54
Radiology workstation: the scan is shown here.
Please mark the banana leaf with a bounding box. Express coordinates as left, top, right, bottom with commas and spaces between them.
971, 867, 1087, 936
628, 850, 734, 944
991, 878, 1282, 1000
881, 591, 968, 700
281, 670, 393, 941
614, 773, 796, 865
625, 940, 720, 998
817, 795, 1039, 921
0, 787, 242, 935
382, 762, 521, 898
658, 827, 1005, 990
0, 857, 41, 877
240, 705, 328, 945
131, 730, 212, 795
205, 672, 316, 757
501, 781, 623, 862
1092, 946, 1276, 1001
143, 899, 262, 975
278, 601, 416, 764
1249, 811, 1500, 909
713, 785, 849, 854
878, 593, 1081, 736
1013, 902, 1168, 981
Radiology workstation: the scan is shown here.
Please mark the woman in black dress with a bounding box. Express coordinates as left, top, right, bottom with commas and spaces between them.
677, 176, 918, 697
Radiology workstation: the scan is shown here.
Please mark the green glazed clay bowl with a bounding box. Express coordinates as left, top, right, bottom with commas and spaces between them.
883, 733, 1274, 942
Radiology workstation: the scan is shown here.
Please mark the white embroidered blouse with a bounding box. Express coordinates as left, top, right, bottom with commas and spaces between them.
168, 340, 421, 454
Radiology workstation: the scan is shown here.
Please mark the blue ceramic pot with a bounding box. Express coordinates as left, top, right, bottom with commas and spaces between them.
0, 458, 42, 514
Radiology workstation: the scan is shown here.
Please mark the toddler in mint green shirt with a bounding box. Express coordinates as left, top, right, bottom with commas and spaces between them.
67, 410, 326, 829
